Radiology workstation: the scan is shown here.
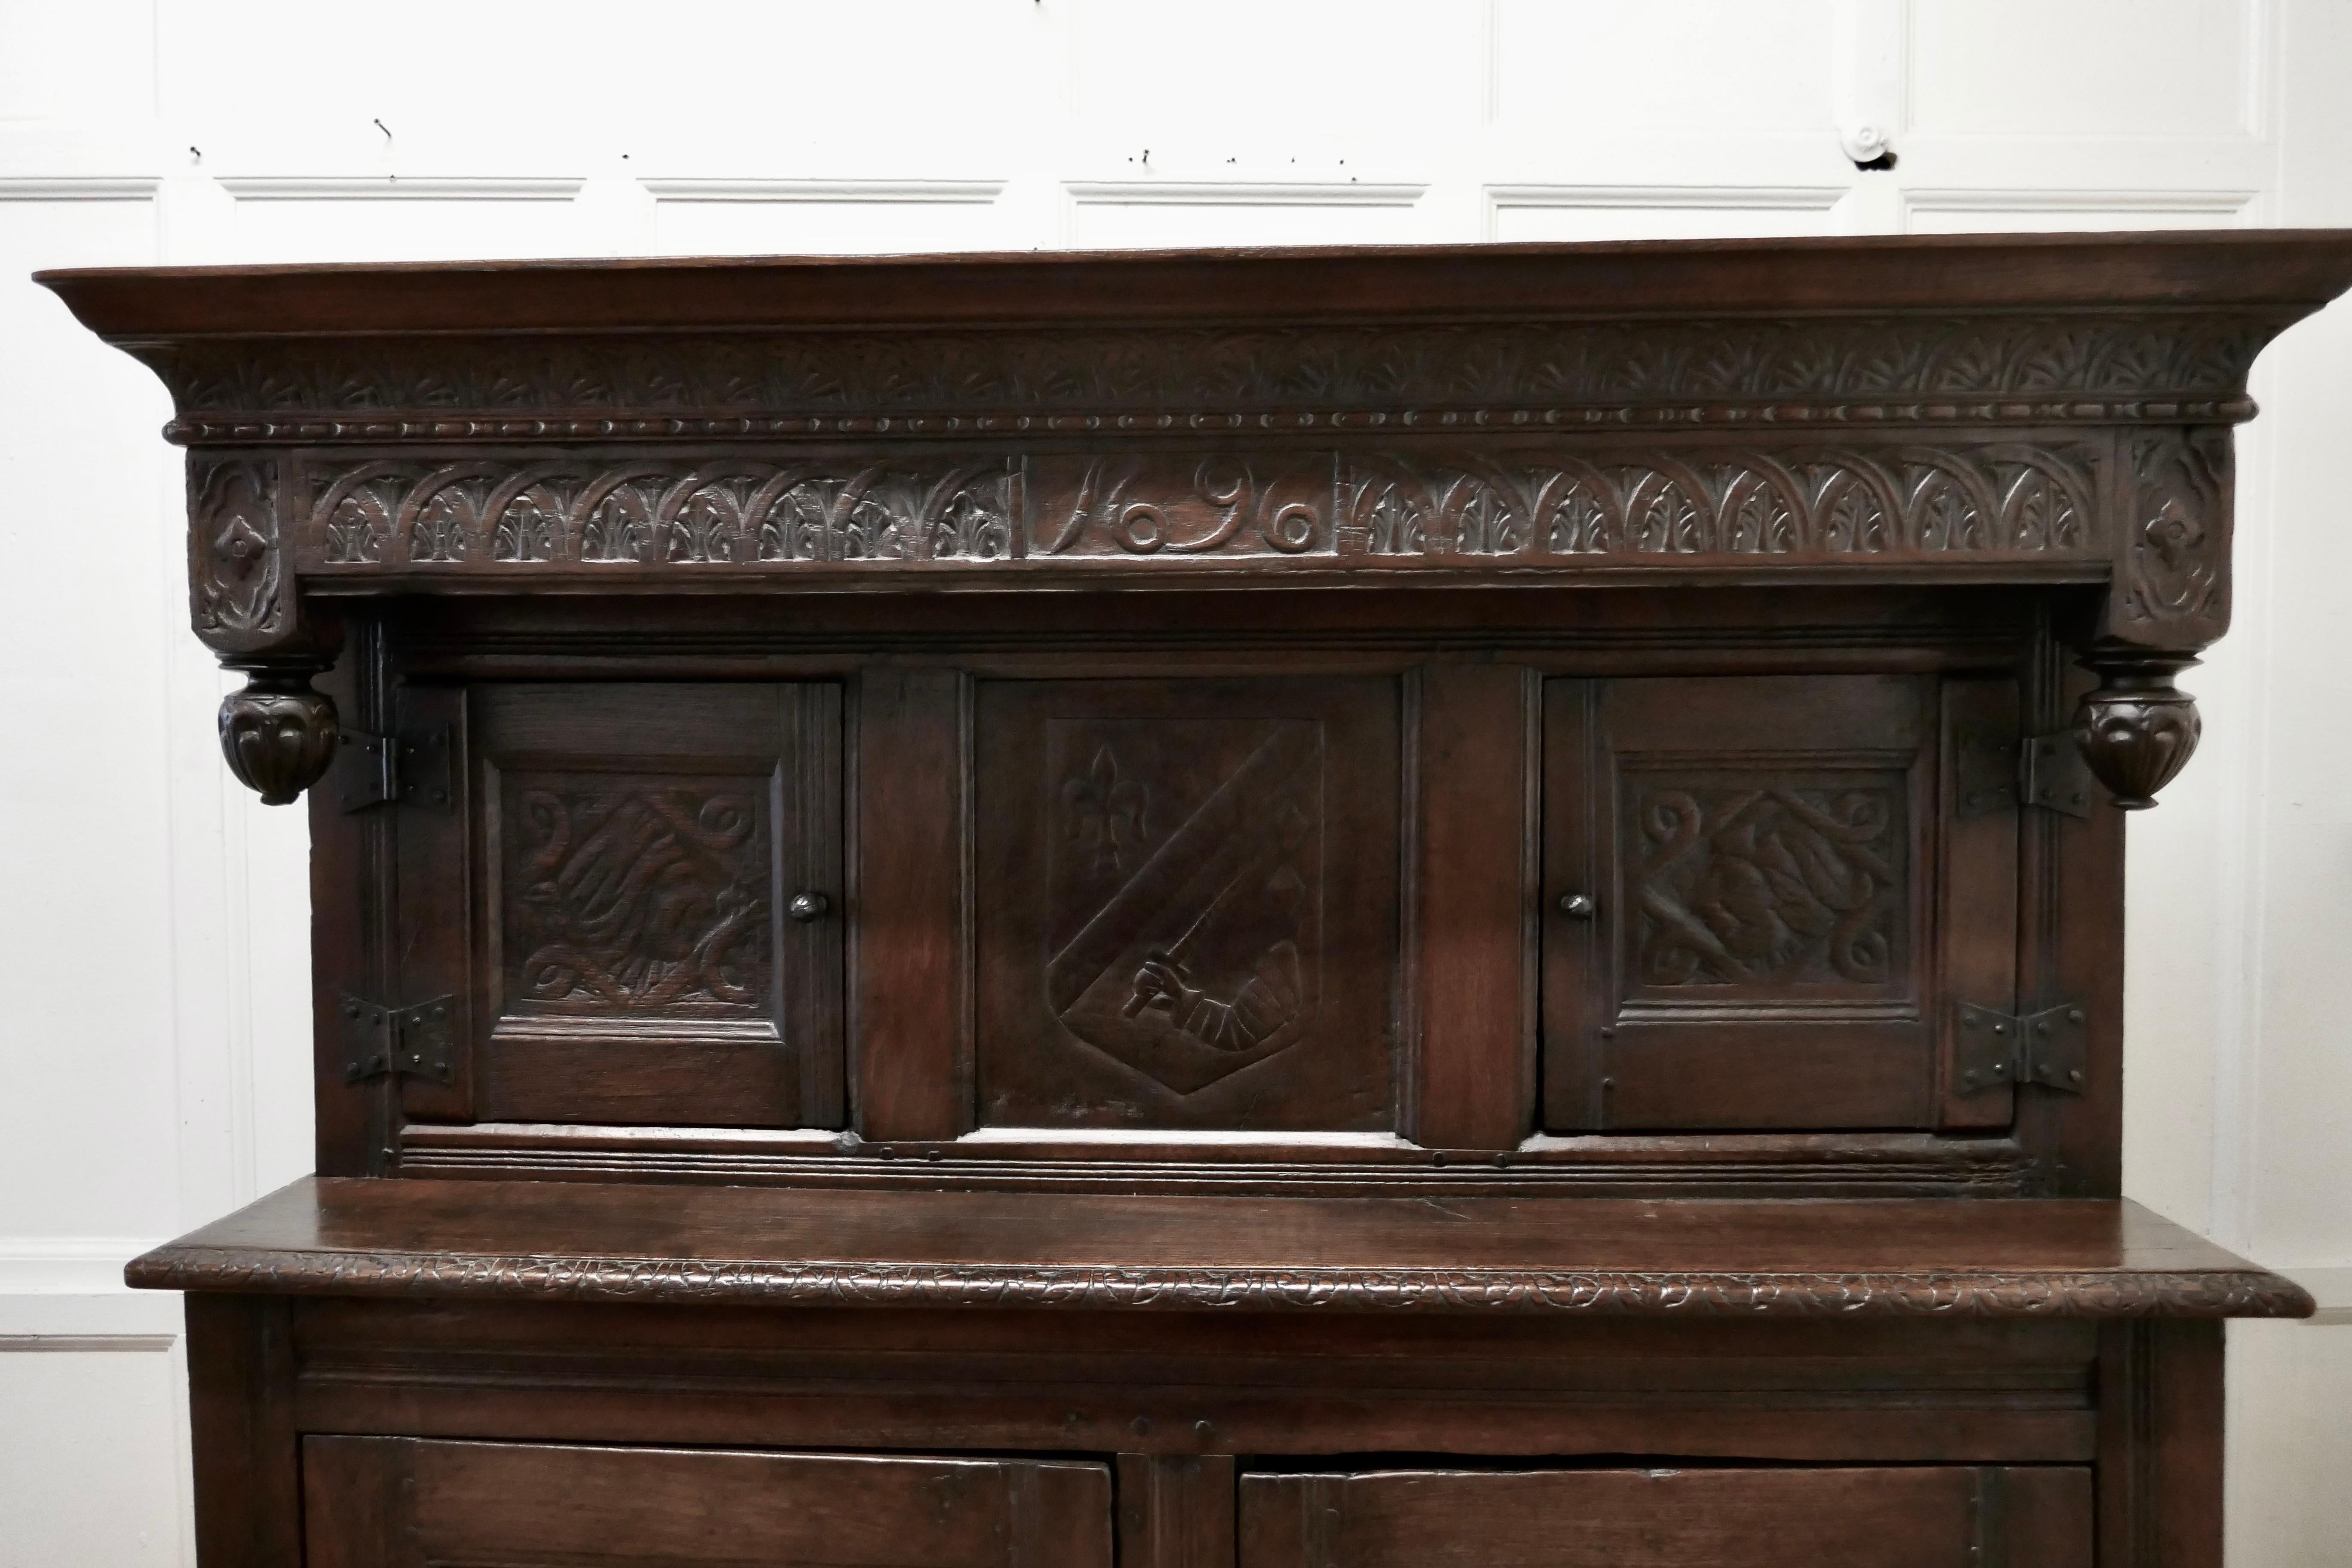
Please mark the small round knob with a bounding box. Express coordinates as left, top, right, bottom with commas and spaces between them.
786, 891, 832, 922
1556, 891, 1598, 920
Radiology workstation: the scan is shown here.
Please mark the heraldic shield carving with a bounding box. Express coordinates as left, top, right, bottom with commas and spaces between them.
976, 678, 1399, 1131
1045, 717, 1323, 1095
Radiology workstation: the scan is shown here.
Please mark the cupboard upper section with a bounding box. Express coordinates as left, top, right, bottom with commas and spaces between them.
39, 232, 2352, 817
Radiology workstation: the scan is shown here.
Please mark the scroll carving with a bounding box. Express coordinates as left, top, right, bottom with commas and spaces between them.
1630, 781, 1904, 991
1034, 455, 1326, 557
505, 778, 773, 1012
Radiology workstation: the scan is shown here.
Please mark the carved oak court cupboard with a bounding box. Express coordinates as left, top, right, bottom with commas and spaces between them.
40, 233, 2352, 1567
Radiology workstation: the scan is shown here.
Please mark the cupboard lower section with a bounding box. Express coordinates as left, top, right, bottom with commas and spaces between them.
182, 1296, 2223, 1568
296, 1438, 2090, 1568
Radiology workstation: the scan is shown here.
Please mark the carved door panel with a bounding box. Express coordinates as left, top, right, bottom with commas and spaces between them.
406, 682, 843, 1129
976, 678, 1400, 1131
303, 1437, 1112, 1568
1542, 674, 2019, 1130
1238, 1466, 2089, 1568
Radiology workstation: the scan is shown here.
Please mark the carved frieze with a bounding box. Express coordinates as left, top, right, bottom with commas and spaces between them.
1339, 446, 2094, 560
304, 457, 1016, 568
137, 311, 2281, 442
281, 443, 2106, 573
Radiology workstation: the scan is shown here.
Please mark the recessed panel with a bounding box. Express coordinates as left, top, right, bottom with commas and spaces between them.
462, 683, 843, 1129
499, 770, 775, 1019
978, 679, 1399, 1131
1622, 766, 1909, 1002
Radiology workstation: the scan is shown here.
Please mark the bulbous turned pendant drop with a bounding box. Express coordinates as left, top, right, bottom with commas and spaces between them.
2072, 654, 2202, 810
218, 668, 339, 805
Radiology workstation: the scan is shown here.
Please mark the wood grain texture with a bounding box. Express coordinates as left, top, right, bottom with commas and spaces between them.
854, 665, 968, 1140
1237, 1465, 2089, 1568
128, 1179, 2310, 1318
1121, 1456, 1237, 1568
184, 1295, 301, 1568
283, 1296, 2098, 1463
1409, 662, 1535, 1150
305, 1436, 1112, 1568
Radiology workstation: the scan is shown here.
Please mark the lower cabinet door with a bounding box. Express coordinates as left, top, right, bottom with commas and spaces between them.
1239, 1465, 2089, 1568
303, 1436, 1113, 1568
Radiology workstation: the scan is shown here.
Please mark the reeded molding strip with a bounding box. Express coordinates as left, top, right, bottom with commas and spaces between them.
125, 1246, 2316, 1318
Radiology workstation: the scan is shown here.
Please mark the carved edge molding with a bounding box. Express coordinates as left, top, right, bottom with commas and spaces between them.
130, 309, 2288, 440
126, 1249, 2315, 1318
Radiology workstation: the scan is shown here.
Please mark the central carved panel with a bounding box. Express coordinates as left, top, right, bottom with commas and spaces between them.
499, 773, 774, 1017
1624, 773, 1906, 996
977, 680, 1398, 1131
1045, 719, 1323, 1089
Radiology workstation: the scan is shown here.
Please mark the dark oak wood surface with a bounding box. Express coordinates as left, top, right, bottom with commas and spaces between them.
128, 1178, 2308, 1317
1238, 1465, 2089, 1568
305, 1436, 1112, 1568
41, 231, 2352, 335
54, 235, 2344, 1568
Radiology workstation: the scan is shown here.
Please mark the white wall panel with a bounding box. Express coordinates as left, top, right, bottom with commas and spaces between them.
0, 1346, 187, 1566
1494, 0, 1837, 132
1909, 0, 2257, 139
648, 181, 1013, 257
220, 178, 593, 263
1488, 184, 1850, 241
1065, 182, 1427, 248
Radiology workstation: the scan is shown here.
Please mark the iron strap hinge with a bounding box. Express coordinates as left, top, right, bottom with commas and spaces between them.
1954, 1001, 2090, 1096
1956, 726, 2098, 821
332, 723, 454, 815
338, 993, 457, 1084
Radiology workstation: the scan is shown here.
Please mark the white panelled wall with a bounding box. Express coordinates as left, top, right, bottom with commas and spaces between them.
0, 2, 2346, 1561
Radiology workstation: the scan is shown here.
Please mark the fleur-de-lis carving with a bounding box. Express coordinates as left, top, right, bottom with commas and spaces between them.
1062, 747, 1148, 876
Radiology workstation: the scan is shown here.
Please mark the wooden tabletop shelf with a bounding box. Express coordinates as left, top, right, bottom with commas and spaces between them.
132, 1178, 2309, 1319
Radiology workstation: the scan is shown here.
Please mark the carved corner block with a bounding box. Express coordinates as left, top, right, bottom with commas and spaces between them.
190, 455, 343, 803
2077, 431, 2233, 808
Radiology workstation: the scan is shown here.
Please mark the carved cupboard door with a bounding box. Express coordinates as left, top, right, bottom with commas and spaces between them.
398, 682, 843, 1129
975, 678, 1400, 1131
1541, 674, 2019, 1130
